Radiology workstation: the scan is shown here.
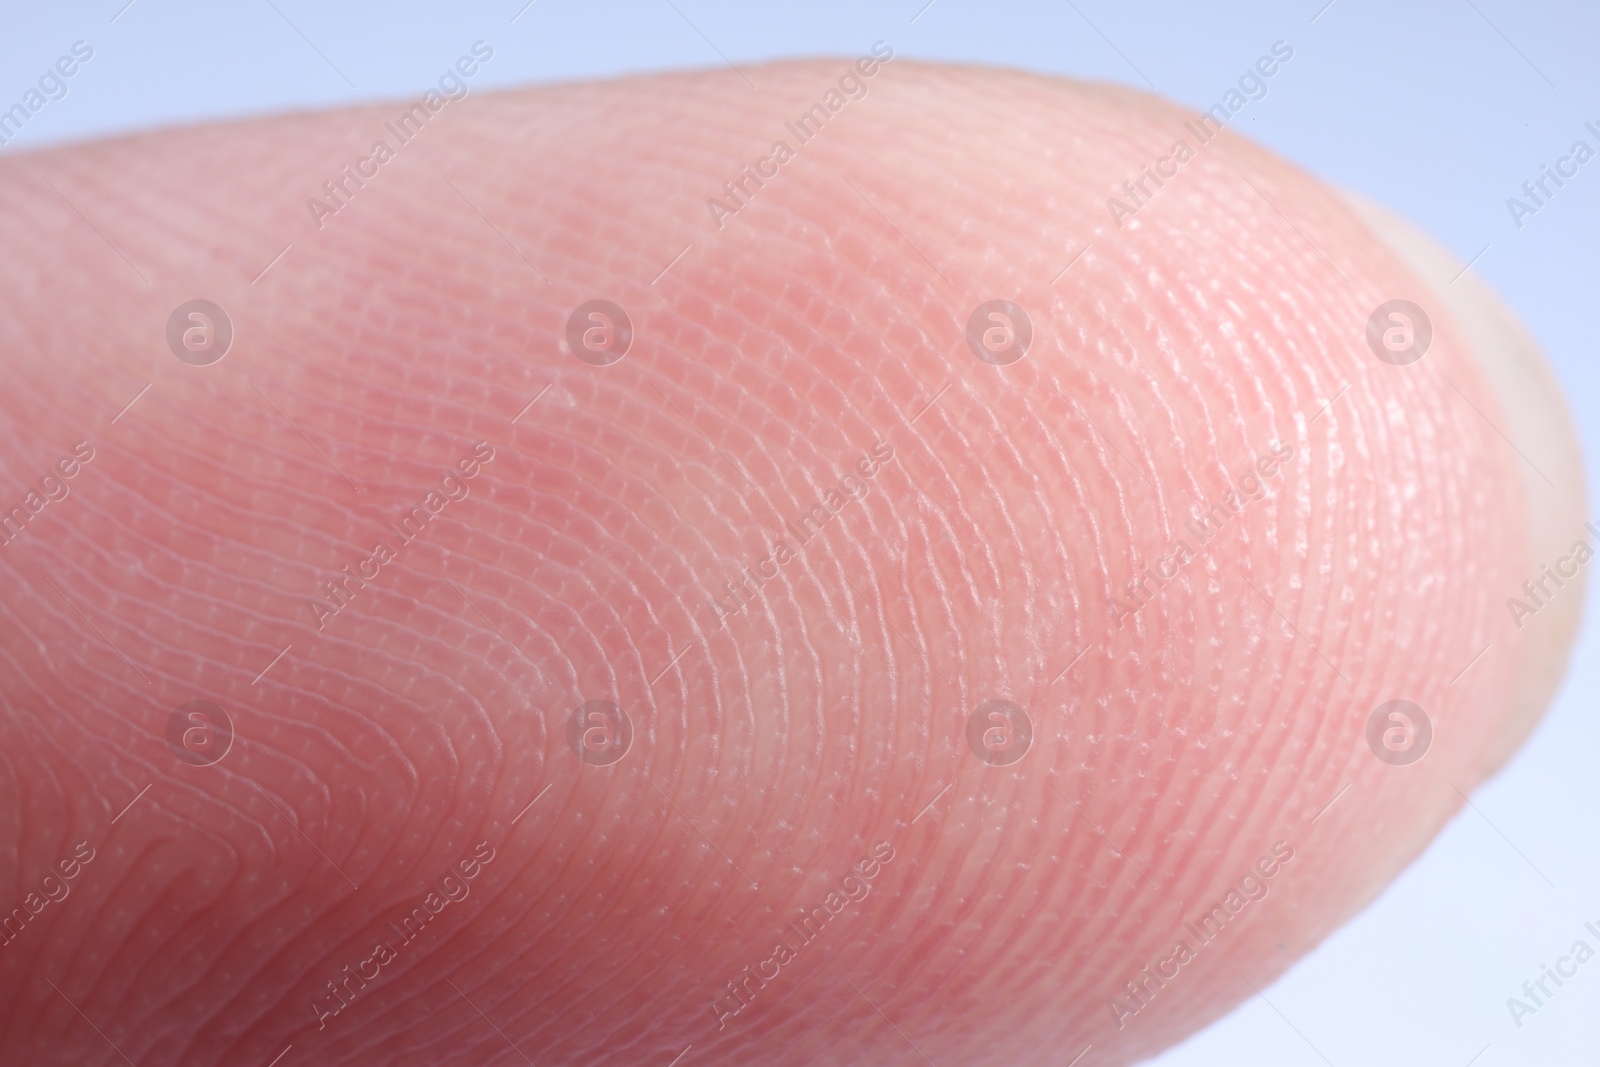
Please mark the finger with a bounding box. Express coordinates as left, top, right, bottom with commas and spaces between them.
0, 57, 1580, 1067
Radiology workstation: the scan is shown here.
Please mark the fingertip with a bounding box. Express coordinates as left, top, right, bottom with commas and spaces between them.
1338, 188, 1587, 774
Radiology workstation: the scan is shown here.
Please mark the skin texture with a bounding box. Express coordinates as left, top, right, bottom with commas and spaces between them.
0, 58, 1584, 1065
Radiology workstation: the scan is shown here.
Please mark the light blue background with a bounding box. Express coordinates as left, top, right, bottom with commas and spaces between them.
4, 2, 1596, 1063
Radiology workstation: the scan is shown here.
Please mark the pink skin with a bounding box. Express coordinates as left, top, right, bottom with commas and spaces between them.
0, 59, 1573, 1065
